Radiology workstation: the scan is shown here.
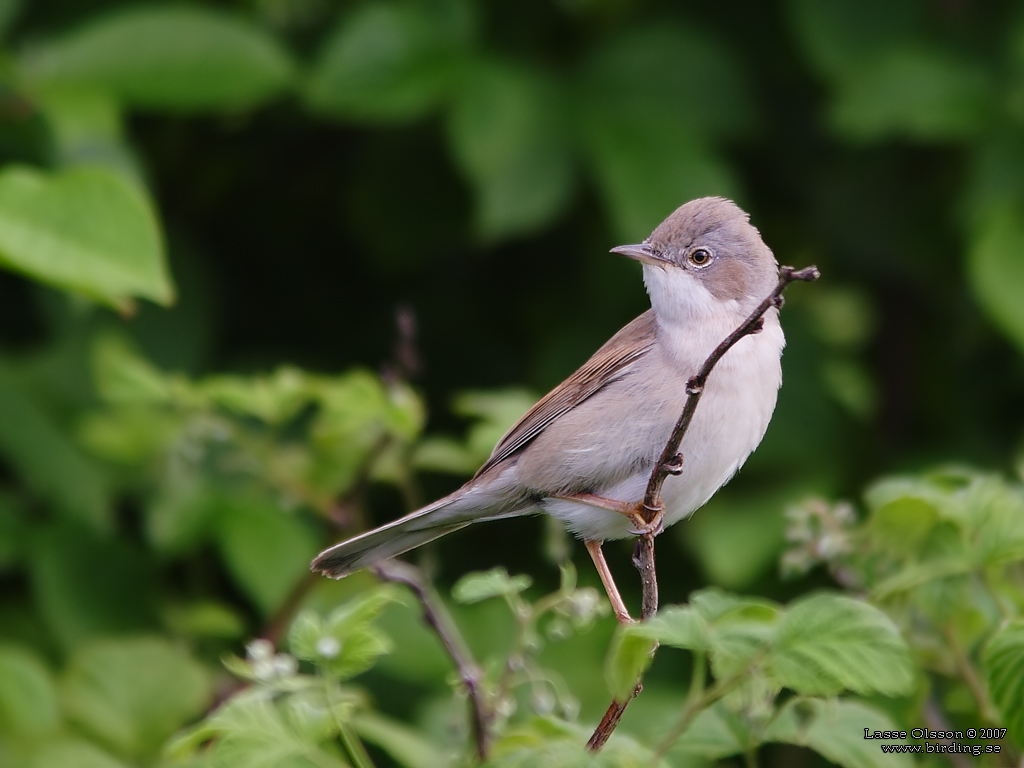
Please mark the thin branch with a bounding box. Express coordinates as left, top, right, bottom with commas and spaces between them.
642, 265, 820, 521
371, 560, 491, 762
587, 265, 820, 752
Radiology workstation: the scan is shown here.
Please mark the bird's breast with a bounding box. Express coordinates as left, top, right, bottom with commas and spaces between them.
536, 310, 784, 541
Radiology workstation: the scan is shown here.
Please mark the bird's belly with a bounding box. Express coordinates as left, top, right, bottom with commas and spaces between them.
540, 323, 783, 541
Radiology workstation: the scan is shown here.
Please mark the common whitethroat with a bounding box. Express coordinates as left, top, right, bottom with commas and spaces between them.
312, 197, 785, 620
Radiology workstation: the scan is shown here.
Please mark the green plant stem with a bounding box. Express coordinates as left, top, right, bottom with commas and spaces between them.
981, 568, 1012, 621
744, 748, 759, 768
943, 624, 999, 723
687, 651, 706, 709
338, 722, 376, 768
654, 667, 749, 760
325, 677, 376, 768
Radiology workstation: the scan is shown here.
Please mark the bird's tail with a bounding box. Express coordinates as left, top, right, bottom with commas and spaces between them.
311, 481, 521, 578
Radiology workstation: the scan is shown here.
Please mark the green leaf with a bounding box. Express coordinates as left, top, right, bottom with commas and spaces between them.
92, 334, 173, 404
766, 698, 914, 768
305, 0, 473, 122
451, 388, 536, 463
201, 366, 311, 425
683, 494, 788, 589
354, 711, 447, 768
982, 619, 1024, 747
488, 716, 664, 767
770, 593, 913, 697
446, 59, 575, 240
162, 600, 247, 641
676, 589, 780, 679
829, 46, 994, 142
583, 114, 736, 242
29, 522, 158, 652
668, 701, 749, 760
78, 406, 181, 466
452, 568, 532, 604
289, 588, 399, 679
216, 496, 320, 617
0, 644, 60, 739
969, 207, 1024, 355
580, 24, 754, 142
0, 165, 172, 310
21, 6, 293, 113
628, 605, 708, 651
0, 492, 26, 569
61, 636, 212, 760
23, 738, 130, 768
33, 86, 144, 187
786, 0, 921, 79
605, 628, 657, 701
0, 374, 109, 529
175, 693, 345, 768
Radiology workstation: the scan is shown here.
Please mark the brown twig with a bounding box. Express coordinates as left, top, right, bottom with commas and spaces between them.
586, 265, 820, 752
642, 265, 821, 519
372, 559, 491, 762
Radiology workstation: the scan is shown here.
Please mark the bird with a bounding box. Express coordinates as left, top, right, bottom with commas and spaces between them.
312, 197, 785, 621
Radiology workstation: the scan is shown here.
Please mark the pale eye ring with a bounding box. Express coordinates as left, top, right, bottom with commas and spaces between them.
688, 248, 713, 268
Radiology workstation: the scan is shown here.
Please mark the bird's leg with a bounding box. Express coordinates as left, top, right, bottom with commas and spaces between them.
557, 492, 665, 538
584, 539, 634, 624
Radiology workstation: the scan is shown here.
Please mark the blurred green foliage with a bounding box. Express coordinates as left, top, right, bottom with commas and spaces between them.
1, 0, 1024, 766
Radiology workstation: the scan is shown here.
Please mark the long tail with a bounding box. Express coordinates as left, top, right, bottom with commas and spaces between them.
311, 481, 523, 578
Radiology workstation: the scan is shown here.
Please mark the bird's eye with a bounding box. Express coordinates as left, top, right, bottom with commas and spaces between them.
688, 248, 713, 267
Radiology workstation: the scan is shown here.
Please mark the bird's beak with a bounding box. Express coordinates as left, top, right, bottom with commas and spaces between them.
610, 242, 667, 266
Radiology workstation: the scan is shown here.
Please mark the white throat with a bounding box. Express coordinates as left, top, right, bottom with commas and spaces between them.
642, 264, 742, 327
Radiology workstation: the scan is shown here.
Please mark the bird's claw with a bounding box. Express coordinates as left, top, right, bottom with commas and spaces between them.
628, 505, 664, 537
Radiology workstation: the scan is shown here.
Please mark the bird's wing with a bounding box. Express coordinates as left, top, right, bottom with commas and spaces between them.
474, 310, 657, 477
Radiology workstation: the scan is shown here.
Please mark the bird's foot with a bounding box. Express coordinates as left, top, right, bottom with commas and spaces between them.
627, 504, 664, 537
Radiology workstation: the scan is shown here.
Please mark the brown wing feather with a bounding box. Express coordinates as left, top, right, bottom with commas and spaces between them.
474, 310, 657, 478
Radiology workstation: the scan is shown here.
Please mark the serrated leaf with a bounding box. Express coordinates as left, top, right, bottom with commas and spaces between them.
446, 59, 574, 240
489, 716, 664, 768
678, 589, 780, 679
605, 628, 657, 701
305, 0, 473, 122
982, 619, 1024, 747
452, 568, 532, 604
193, 694, 347, 768
0, 165, 171, 310
21, 6, 293, 113
969, 207, 1024, 355
829, 46, 994, 142
61, 636, 212, 760
870, 558, 973, 601
289, 588, 400, 679
667, 700, 749, 760
766, 698, 914, 768
628, 605, 708, 650
770, 593, 913, 697
0, 644, 60, 739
